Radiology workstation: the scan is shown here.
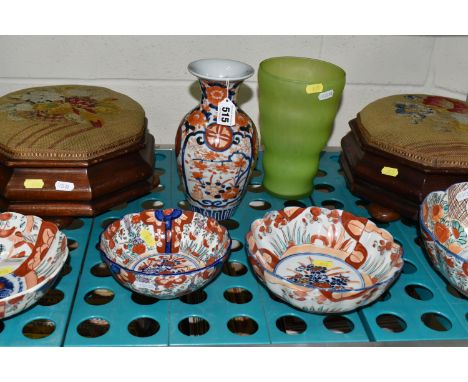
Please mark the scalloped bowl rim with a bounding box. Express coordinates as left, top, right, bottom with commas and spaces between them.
419, 190, 468, 264
246, 207, 404, 293
100, 241, 231, 277
0, 247, 69, 304
0, 211, 69, 303
0, 211, 62, 270
99, 210, 232, 276
246, 233, 402, 293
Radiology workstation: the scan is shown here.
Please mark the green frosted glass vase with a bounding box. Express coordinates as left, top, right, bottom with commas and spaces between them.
258, 57, 345, 198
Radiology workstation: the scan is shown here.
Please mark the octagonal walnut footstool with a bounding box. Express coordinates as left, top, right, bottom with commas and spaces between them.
341, 94, 468, 222
0, 85, 157, 223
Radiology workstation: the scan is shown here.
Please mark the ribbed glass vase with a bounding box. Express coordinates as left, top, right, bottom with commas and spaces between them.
258, 56, 345, 198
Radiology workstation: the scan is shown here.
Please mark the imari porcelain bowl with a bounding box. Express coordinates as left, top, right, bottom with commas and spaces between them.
0, 212, 68, 318
420, 183, 468, 296
246, 207, 403, 313
99, 208, 231, 299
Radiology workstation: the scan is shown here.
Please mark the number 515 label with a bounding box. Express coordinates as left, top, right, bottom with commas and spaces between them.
217, 98, 236, 127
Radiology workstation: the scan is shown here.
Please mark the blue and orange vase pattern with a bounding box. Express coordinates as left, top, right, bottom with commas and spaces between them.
176, 79, 258, 220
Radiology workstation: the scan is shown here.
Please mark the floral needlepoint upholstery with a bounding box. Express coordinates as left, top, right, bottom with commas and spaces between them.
358, 94, 468, 168
0, 85, 145, 161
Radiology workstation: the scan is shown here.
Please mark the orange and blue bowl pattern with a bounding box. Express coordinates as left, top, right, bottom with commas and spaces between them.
0, 212, 68, 319
100, 208, 231, 299
246, 207, 403, 313
420, 185, 468, 296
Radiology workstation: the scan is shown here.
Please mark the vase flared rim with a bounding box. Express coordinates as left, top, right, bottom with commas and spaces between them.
188, 59, 255, 82
259, 56, 346, 84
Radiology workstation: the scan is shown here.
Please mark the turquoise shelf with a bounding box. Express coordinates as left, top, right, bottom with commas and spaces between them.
1, 149, 467, 346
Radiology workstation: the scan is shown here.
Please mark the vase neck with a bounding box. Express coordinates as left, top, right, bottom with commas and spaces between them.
199, 79, 242, 110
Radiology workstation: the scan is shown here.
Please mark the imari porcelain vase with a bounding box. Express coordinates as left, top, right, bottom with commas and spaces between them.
176, 59, 258, 220
258, 57, 345, 198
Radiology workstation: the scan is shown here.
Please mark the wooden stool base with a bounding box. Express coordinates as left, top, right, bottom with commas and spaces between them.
0, 132, 157, 218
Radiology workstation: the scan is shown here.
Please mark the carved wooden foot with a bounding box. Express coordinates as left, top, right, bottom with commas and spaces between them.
367, 203, 401, 223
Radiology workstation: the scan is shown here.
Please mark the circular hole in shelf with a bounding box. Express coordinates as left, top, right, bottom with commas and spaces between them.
0, 321, 4, 334
141, 199, 164, 210
222, 261, 247, 276
316, 169, 327, 177
67, 239, 78, 252
177, 200, 190, 210
177, 183, 185, 192
128, 317, 160, 338
90, 262, 111, 277
247, 183, 265, 193
154, 167, 166, 176
323, 315, 354, 334
376, 314, 407, 333
379, 291, 391, 302
61, 257, 72, 276
249, 200, 272, 211
178, 316, 210, 336
355, 199, 369, 210
421, 313, 452, 332
85, 288, 115, 305
402, 260, 417, 274
446, 284, 468, 300
77, 318, 110, 338
314, 184, 335, 193
180, 289, 207, 304
101, 218, 118, 229
231, 239, 243, 252
131, 292, 159, 305
337, 168, 344, 176
227, 316, 258, 336
405, 284, 434, 301
38, 289, 64, 306
284, 200, 307, 208
321, 200, 344, 210
110, 202, 128, 211
276, 315, 307, 335
251, 169, 262, 178
152, 183, 165, 193
329, 154, 340, 162
67, 219, 84, 230
22, 319, 56, 339
224, 287, 253, 304
220, 219, 240, 230
155, 153, 166, 161
414, 237, 423, 247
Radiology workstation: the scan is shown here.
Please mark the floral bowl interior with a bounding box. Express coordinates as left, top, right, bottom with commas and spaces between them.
421, 184, 468, 261
247, 207, 403, 292
100, 209, 230, 275
0, 211, 68, 301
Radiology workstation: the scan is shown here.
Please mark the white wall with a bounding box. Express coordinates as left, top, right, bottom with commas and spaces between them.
0, 36, 467, 147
